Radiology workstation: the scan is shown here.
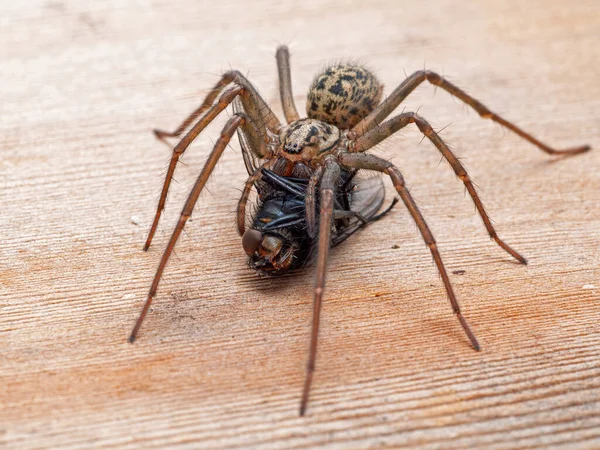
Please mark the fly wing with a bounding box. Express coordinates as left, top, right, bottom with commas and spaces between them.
331, 174, 386, 247
233, 97, 262, 176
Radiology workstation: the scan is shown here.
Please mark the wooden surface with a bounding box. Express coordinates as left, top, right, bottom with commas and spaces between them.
2, 1, 599, 448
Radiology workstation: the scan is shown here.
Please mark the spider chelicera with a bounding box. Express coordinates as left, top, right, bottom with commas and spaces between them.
129, 46, 590, 415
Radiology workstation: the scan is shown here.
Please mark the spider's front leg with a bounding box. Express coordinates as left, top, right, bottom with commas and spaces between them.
352, 70, 590, 156
153, 70, 280, 142
352, 111, 527, 264
129, 114, 248, 343
235, 161, 272, 236
276, 46, 300, 123
305, 166, 324, 238
145, 72, 279, 251
300, 157, 341, 416
338, 151, 481, 351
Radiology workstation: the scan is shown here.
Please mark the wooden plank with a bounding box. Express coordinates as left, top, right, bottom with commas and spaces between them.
1, 0, 599, 448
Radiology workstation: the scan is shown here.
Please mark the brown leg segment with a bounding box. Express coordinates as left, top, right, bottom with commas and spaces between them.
129, 115, 246, 343
352, 70, 590, 156
146, 71, 281, 251
276, 46, 300, 123
305, 165, 324, 238
353, 111, 527, 264
338, 151, 481, 351
144, 83, 275, 251
235, 160, 271, 236
300, 158, 341, 416
144, 86, 243, 251
154, 70, 281, 141
153, 72, 238, 142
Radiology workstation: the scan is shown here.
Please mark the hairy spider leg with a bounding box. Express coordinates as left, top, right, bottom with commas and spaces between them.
130, 114, 247, 343
300, 157, 341, 416
236, 161, 272, 236
145, 83, 276, 251
353, 111, 526, 264
352, 70, 590, 156
339, 151, 481, 349
154, 70, 280, 142
305, 166, 324, 238
276, 46, 300, 123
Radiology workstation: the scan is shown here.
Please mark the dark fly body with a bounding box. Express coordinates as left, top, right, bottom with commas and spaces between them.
242, 167, 395, 275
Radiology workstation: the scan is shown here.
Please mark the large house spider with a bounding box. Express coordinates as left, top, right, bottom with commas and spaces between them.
129, 46, 590, 415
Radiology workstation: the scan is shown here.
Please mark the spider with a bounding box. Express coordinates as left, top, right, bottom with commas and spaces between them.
128, 46, 590, 415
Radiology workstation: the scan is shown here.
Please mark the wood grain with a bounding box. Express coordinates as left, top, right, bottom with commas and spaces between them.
1, 1, 599, 448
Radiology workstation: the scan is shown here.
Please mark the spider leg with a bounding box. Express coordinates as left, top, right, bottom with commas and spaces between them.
129, 114, 246, 343
305, 166, 324, 238
145, 87, 271, 251
153, 73, 235, 143
332, 194, 394, 225
338, 151, 481, 351
352, 70, 590, 156
154, 70, 281, 141
300, 158, 341, 416
332, 209, 368, 225
276, 46, 300, 123
145, 86, 241, 250
339, 169, 359, 201
352, 111, 527, 264
236, 161, 272, 236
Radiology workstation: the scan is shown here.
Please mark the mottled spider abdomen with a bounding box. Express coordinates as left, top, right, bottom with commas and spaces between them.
306, 64, 383, 129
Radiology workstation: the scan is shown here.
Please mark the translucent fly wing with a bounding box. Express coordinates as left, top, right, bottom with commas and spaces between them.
331, 175, 386, 247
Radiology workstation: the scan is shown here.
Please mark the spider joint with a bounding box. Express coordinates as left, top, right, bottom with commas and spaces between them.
424, 71, 443, 85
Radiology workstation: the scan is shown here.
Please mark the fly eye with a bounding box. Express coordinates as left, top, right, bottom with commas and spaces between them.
242, 229, 263, 256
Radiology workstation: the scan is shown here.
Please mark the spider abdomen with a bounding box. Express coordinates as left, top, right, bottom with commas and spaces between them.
306, 64, 383, 129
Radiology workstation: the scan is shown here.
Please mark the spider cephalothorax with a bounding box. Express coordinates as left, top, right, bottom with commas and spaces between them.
279, 118, 340, 161
129, 45, 590, 416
